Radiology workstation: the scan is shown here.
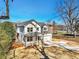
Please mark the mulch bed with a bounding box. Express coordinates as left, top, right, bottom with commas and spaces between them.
10, 41, 24, 49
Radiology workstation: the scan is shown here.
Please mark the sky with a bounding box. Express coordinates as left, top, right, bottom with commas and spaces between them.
0, 0, 65, 24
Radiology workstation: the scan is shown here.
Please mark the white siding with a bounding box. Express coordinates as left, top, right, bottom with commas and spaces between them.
16, 27, 20, 33
32, 21, 41, 33
16, 26, 24, 33
43, 25, 48, 31
24, 24, 35, 34
24, 22, 41, 34
43, 33, 52, 41
16, 20, 53, 47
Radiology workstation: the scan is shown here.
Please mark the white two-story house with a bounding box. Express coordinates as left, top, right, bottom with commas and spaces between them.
16, 20, 53, 46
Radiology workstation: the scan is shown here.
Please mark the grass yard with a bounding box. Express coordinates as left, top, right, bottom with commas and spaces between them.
53, 34, 79, 42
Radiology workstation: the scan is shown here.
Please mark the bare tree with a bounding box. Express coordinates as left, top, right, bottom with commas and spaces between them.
0, 0, 13, 19
57, 0, 79, 35
53, 21, 57, 34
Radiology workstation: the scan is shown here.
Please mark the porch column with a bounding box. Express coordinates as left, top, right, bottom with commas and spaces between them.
24, 36, 27, 47
37, 36, 39, 45
32, 36, 36, 46
19, 33, 21, 42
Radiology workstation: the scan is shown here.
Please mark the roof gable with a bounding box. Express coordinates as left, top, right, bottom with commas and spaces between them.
16, 19, 47, 27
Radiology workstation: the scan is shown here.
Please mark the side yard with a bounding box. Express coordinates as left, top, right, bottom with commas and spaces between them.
7, 35, 79, 59
53, 34, 79, 42
7, 45, 79, 59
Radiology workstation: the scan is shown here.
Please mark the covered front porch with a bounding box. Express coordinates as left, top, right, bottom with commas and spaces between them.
17, 32, 52, 47
22, 33, 42, 47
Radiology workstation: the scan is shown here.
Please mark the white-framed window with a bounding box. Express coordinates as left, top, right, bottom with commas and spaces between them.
38, 36, 40, 40
36, 27, 39, 31
43, 27, 48, 31
44, 27, 47, 30
27, 37, 33, 41
27, 27, 33, 32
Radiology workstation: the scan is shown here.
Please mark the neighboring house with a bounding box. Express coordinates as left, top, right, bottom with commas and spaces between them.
16, 20, 53, 47
56, 25, 66, 34
57, 25, 65, 31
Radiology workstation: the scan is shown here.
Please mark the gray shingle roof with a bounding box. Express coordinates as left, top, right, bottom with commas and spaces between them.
16, 19, 47, 27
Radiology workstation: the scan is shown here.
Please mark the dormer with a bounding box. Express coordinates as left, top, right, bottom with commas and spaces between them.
43, 25, 48, 31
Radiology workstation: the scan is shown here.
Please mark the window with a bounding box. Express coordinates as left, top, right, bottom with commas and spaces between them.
27, 28, 30, 32
38, 36, 40, 40
27, 37, 29, 41
44, 27, 47, 30
20, 26, 24, 32
27, 37, 33, 41
27, 27, 33, 32
30, 28, 33, 32
37, 27, 39, 31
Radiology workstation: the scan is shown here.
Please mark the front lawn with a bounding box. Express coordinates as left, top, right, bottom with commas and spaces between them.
53, 34, 79, 42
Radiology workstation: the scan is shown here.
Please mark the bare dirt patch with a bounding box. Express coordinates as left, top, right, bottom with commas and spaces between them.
7, 45, 79, 59
7, 34, 79, 59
